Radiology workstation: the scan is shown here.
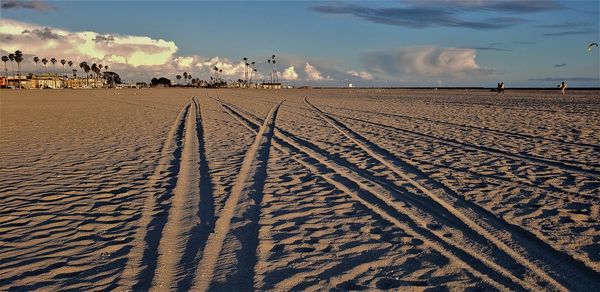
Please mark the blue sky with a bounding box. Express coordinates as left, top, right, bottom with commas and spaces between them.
1, 0, 598, 86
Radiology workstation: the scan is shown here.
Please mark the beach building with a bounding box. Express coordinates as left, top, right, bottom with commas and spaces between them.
261, 82, 281, 89
1, 76, 28, 88
33, 76, 64, 89
0, 75, 106, 89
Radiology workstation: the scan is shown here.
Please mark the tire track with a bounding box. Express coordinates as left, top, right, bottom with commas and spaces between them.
151, 97, 214, 290
326, 113, 600, 203
305, 97, 600, 291
192, 99, 282, 291
176, 96, 216, 290
319, 103, 600, 150
324, 110, 600, 176
214, 98, 530, 290
118, 100, 191, 289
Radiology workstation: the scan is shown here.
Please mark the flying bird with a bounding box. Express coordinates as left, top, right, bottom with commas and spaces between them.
588, 42, 598, 52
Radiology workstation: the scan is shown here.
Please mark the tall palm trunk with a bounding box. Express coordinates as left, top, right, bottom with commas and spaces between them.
17, 63, 21, 89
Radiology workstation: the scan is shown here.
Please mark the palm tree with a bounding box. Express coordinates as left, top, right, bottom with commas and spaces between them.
79, 61, 88, 87
267, 55, 275, 83
183, 72, 188, 86
91, 63, 99, 88
14, 51, 23, 89
242, 57, 248, 86
33, 56, 40, 74
104, 65, 108, 73
249, 61, 256, 84
42, 58, 49, 88
50, 58, 57, 88
42, 58, 48, 75
2, 56, 8, 80
72, 69, 77, 88
60, 59, 66, 88
213, 66, 219, 84
68, 61, 73, 78
176, 74, 181, 85
271, 54, 278, 83
98, 64, 103, 87
84, 64, 91, 87
188, 74, 192, 86
60, 59, 66, 74
8, 54, 15, 82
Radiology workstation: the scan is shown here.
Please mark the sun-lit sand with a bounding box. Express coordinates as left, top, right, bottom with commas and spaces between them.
1, 88, 599, 290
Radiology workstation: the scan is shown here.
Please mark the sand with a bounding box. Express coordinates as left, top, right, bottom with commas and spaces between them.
0, 88, 598, 290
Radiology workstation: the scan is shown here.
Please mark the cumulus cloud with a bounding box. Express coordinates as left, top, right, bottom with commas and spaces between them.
281, 66, 299, 80
361, 46, 493, 80
0, 18, 376, 84
175, 56, 194, 68
1, 0, 54, 11
1, 18, 177, 67
304, 62, 332, 81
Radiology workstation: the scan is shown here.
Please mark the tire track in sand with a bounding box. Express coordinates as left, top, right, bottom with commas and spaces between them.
119, 100, 191, 289
215, 98, 523, 290
152, 96, 215, 290
312, 106, 600, 175
192, 99, 282, 291
305, 96, 600, 291
319, 103, 600, 150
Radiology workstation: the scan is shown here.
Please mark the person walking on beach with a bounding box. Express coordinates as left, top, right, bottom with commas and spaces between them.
559, 81, 567, 95
497, 82, 505, 95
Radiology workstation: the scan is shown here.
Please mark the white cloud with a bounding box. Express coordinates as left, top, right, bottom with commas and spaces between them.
346, 70, 374, 80
305, 62, 332, 81
1, 18, 177, 67
174, 56, 194, 68
361, 46, 494, 80
0, 18, 379, 84
281, 66, 299, 80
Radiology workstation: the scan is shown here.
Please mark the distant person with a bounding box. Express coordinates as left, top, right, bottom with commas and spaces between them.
497, 82, 505, 95
559, 81, 567, 95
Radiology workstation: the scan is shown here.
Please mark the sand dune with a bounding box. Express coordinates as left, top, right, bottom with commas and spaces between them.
1, 88, 598, 290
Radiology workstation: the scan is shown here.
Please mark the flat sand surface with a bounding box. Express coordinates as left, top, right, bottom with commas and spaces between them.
1, 88, 599, 290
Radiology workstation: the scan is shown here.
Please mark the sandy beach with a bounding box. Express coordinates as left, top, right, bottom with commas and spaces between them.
1, 88, 599, 290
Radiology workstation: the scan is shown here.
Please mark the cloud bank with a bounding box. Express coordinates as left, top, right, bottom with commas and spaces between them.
0, 19, 375, 84
1, 18, 177, 67
360, 46, 494, 83
1, 19, 499, 85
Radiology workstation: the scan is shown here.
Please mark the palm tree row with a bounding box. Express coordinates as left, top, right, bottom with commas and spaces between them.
1, 50, 23, 88
175, 72, 193, 86
240, 54, 278, 88
267, 54, 278, 84
1, 50, 111, 89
